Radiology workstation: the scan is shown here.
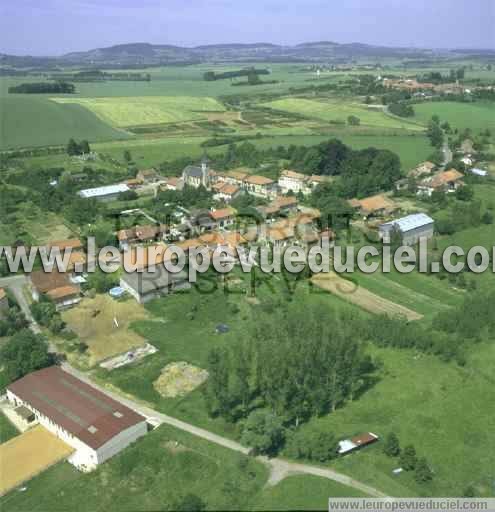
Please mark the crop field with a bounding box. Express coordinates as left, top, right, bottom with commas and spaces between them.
263, 98, 425, 131
0, 414, 18, 444
52, 96, 226, 128
413, 101, 495, 135
0, 96, 129, 150
311, 272, 423, 321
0, 425, 74, 497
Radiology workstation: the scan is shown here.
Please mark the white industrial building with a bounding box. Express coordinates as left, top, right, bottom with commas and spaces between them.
379, 213, 435, 245
6, 366, 147, 472
78, 183, 130, 201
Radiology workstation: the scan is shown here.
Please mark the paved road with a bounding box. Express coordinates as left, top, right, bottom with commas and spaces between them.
0, 275, 386, 497
0, 275, 40, 334
441, 139, 453, 169
62, 363, 387, 497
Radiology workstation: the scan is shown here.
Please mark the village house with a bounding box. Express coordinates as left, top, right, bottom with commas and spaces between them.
417, 169, 464, 197
212, 182, 241, 203
379, 213, 435, 245
222, 169, 250, 187
278, 170, 330, 195
243, 175, 277, 199
162, 176, 184, 191
278, 170, 308, 194
6, 366, 148, 472
189, 208, 218, 233
0, 288, 9, 319
30, 269, 81, 310
408, 161, 436, 179
117, 224, 169, 251
209, 207, 237, 228
136, 168, 162, 184
348, 194, 399, 219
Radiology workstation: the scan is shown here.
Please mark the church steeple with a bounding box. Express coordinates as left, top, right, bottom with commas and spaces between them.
201, 151, 209, 188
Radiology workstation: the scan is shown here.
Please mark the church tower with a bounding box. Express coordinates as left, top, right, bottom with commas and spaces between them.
201, 152, 209, 188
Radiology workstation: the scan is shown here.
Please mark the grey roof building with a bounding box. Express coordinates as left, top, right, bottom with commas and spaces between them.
120, 267, 190, 304
379, 213, 434, 245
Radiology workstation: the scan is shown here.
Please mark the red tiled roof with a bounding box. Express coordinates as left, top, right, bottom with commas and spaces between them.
210, 207, 237, 221
7, 366, 146, 450
30, 270, 71, 294
46, 285, 80, 301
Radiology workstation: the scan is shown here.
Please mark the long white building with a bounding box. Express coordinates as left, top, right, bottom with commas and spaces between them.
7, 366, 147, 472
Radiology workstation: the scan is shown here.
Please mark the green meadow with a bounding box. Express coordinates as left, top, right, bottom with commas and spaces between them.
0, 422, 364, 511
413, 101, 495, 135
263, 98, 424, 131
0, 96, 129, 150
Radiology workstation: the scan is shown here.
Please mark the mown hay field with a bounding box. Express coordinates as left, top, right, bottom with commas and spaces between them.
62, 295, 149, 366
0, 426, 73, 496
263, 98, 425, 131
52, 96, 226, 128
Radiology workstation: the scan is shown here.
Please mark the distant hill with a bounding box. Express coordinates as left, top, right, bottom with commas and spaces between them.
2, 41, 495, 69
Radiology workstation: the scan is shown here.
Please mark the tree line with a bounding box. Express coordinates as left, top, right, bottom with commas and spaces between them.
8, 81, 76, 94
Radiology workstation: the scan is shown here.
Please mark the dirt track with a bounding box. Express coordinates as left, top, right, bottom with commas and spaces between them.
312, 272, 423, 321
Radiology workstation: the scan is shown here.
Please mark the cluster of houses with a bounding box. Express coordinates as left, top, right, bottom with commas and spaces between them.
77, 156, 333, 204
382, 77, 473, 95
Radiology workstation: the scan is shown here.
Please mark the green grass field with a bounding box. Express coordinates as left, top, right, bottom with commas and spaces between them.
0, 96, 129, 150
263, 98, 424, 131
316, 342, 495, 498
413, 101, 495, 135
0, 421, 365, 511
52, 96, 226, 128
0, 413, 19, 444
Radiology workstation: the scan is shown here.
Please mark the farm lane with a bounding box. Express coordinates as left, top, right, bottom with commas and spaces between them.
0, 275, 41, 334
62, 362, 387, 498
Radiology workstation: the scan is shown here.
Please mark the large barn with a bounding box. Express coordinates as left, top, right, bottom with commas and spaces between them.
379, 213, 435, 245
6, 366, 147, 472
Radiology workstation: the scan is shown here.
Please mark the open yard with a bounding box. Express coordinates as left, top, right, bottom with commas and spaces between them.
52, 96, 226, 128
62, 295, 149, 366
263, 98, 424, 131
0, 425, 73, 497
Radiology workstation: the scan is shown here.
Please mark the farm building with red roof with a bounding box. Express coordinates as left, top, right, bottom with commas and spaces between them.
6, 366, 147, 472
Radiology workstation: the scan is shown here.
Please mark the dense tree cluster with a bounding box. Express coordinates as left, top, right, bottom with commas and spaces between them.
388, 102, 415, 117
0, 329, 54, 384
8, 81, 76, 94
203, 304, 376, 426
203, 68, 270, 81
67, 138, 91, 156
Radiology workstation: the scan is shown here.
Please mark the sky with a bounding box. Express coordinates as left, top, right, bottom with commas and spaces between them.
1, 0, 494, 56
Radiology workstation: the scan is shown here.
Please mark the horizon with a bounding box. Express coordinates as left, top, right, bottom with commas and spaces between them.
2, 0, 494, 56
